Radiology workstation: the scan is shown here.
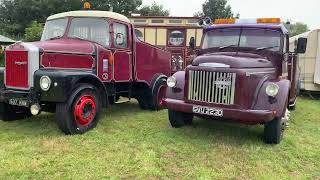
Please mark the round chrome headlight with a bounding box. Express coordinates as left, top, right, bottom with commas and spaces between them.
167, 76, 177, 88
266, 83, 279, 97
40, 76, 51, 91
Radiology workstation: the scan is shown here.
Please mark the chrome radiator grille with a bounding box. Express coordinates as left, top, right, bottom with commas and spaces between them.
188, 70, 236, 105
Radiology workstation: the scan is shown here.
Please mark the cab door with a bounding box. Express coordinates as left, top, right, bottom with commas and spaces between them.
112, 21, 133, 82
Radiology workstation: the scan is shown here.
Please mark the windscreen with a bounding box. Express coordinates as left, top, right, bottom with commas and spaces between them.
202, 28, 282, 52
68, 18, 110, 47
41, 18, 68, 41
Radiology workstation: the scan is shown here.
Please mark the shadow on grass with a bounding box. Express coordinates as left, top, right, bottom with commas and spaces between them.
0, 100, 265, 145
172, 116, 265, 145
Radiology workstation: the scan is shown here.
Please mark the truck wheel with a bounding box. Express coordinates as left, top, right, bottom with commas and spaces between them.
0, 102, 32, 121
137, 77, 166, 111
168, 110, 193, 128
55, 84, 101, 135
264, 117, 285, 144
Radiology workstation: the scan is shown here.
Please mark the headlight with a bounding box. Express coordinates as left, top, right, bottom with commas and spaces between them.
266, 83, 279, 97
40, 76, 51, 91
167, 76, 177, 88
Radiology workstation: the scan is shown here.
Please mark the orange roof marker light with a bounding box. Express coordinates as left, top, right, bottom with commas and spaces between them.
257, 18, 281, 24
213, 18, 281, 25
214, 18, 236, 24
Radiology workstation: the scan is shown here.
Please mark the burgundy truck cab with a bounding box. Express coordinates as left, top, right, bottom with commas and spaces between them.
0, 11, 171, 134
163, 18, 307, 144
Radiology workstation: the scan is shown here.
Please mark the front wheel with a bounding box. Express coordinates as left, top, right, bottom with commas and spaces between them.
264, 117, 286, 144
55, 84, 101, 135
168, 110, 194, 128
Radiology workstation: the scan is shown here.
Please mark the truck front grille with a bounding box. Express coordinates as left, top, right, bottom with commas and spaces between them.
188, 70, 236, 105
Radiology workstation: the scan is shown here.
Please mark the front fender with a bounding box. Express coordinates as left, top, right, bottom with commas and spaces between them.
253, 79, 290, 118
165, 71, 186, 101
34, 69, 106, 103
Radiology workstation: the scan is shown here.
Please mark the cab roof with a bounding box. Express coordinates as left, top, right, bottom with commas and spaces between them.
47, 10, 131, 23
204, 24, 288, 34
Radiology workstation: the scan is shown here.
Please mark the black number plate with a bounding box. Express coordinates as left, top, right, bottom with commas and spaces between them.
192, 105, 223, 117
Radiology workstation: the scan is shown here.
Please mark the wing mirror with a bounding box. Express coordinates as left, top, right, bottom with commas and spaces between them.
295, 37, 307, 54
189, 37, 195, 50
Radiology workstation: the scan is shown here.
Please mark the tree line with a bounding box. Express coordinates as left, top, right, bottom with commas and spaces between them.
0, 0, 310, 42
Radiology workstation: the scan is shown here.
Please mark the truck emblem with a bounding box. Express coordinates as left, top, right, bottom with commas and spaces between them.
214, 77, 231, 89
15, 61, 27, 66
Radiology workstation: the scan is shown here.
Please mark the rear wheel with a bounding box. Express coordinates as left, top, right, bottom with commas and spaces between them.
168, 110, 194, 128
0, 103, 32, 121
55, 84, 101, 135
137, 77, 166, 111
264, 117, 286, 144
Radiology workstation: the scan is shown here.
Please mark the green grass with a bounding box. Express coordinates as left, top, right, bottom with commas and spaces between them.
0, 97, 319, 179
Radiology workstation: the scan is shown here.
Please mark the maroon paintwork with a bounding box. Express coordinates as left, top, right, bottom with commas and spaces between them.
5, 50, 29, 88
163, 24, 297, 125
14, 18, 171, 86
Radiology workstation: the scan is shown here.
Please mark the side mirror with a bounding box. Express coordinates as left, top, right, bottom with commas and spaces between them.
189, 37, 195, 50
115, 33, 124, 46
296, 37, 307, 54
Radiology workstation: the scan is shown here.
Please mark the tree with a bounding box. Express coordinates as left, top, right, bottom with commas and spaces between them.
24, 21, 43, 42
194, 0, 237, 20
0, 0, 143, 37
285, 22, 309, 37
138, 2, 170, 16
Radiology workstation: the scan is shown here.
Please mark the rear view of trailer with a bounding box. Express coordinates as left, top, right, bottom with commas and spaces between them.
290, 29, 320, 91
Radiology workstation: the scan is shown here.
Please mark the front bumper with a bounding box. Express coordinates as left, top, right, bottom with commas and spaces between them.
0, 88, 39, 107
164, 98, 276, 124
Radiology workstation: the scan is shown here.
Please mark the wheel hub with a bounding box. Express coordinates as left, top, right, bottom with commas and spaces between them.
74, 95, 96, 127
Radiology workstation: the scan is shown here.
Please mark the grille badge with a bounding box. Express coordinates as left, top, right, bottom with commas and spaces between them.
15, 61, 27, 65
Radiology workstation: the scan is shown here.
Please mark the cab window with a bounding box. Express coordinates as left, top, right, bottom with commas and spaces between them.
68, 18, 110, 47
113, 23, 128, 48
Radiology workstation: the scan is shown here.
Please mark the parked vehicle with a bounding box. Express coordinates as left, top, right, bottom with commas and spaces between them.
0, 10, 171, 134
130, 16, 203, 73
290, 29, 320, 92
162, 18, 307, 144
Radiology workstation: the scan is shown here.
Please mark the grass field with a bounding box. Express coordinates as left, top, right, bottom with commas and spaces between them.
0, 97, 319, 179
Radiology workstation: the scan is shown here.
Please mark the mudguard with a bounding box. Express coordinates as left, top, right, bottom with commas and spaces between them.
165, 71, 186, 100
150, 73, 167, 100
34, 69, 107, 105
253, 79, 291, 118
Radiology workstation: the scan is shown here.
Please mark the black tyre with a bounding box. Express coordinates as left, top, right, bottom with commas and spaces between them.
55, 84, 101, 135
0, 102, 32, 121
264, 117, 285, 144
137, 77, 166, 111
168, 110, 194, 128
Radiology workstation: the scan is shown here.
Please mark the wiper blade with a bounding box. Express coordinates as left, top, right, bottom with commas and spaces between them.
69, 35, 86, 41
48, 36, 62, 40
256, 46, 279, 51
219, 45, 238, 50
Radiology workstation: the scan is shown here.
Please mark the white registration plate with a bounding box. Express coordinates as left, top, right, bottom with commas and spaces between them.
192, 105, 223, 117
8, 98, 29, 107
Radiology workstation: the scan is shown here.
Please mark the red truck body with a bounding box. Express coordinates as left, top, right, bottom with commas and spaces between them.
0, 11, 171, 134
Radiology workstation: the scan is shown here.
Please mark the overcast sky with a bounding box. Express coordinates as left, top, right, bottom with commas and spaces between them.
142, 0, 319, 29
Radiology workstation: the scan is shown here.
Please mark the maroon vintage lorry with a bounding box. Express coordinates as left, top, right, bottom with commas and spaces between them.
162, 18, 307, 144
0, 11, 171, 134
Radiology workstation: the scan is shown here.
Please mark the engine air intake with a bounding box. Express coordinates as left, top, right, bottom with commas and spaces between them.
188, 70, 236, 105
